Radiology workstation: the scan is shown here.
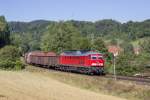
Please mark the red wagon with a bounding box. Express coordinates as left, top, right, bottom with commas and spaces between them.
25, 51, 59, 66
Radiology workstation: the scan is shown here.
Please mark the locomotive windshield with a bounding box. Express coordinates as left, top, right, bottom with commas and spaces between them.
91, 56, 97, 60
91, 55, 103, 60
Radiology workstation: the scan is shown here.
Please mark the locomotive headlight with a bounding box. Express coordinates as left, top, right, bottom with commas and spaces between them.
92, 63, 103, 66
99, 63, 103, 66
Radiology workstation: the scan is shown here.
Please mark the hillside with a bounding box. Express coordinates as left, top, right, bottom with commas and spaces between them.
8, 19, 150, 52
9, 19, 150, 39
8, 20, 51, 33
0, 70, 126, 100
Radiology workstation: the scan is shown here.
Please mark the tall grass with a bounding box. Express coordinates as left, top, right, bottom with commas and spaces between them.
26, 65, 150, 100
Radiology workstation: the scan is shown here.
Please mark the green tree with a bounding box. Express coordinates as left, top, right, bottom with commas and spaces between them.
110, 38, 118, 45
41, 22, 82, 53
92, 37, 108, 53
116, 54, 141, 76
0, 45, 20, 61
0, 16, 10, 48
11, 32, 40, 54
0, 45, 24, 70
139, 38, 150, 53
120, 42, 134, 54
78, 37, 91, 50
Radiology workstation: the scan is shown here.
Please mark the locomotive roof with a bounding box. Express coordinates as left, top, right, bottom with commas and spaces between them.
61, 50, 102, 56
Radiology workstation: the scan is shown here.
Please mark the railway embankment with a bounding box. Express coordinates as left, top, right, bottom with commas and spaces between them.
25, 65, 150, 100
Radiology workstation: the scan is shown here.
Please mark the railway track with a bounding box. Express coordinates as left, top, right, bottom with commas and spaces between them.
103, 74, 150, 86
26, 65, 150, 86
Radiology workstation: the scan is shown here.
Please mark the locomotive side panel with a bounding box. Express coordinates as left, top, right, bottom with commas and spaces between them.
60, 56, 88, 67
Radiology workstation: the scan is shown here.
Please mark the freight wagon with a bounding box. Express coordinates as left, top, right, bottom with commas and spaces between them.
25, 51, 59, 66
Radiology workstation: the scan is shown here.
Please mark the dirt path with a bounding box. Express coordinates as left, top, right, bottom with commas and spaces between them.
0, 71, 126, 100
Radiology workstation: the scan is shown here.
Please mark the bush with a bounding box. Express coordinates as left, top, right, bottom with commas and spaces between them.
0, 59, 15, 69
14, 60, 25, 70
104, 52, 114, 74
0, 45, 24, 70
104, 61, 113, 74
0, 45, 20, 61
116, 54, 142, 76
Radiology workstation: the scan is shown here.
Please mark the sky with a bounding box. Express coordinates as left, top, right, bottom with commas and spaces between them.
0, 0, 150, 22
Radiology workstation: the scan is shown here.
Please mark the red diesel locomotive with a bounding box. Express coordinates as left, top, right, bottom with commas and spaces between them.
25, 50, 105, 75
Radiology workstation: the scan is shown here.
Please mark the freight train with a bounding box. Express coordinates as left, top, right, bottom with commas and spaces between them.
25, 50, 105, 75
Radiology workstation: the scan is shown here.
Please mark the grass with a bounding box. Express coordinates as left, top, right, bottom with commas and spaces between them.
25, 65, 150, 100
0, 69, 125, 100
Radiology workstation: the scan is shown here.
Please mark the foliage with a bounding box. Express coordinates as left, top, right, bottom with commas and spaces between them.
0, 45, 20, 60
0, 16, 10, 48
0, 45, 24, 70
40, 22, 82, 53
77, 37, 91, 50
92, 37, 108, 53
11, 32, 40, 54
0, 59, 24, 70
120, 42, 134, 54
110, 38, 118, 45
94, 19, 122, 37
9, 20, 50, 33
14, 60, 25, 70
9, 19, 150, 53
9, 19, 150, 40
116, 53, 143, 76
139, 38, 150, 53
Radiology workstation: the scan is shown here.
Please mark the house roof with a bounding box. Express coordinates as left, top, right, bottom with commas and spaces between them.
107, 45, 122, 54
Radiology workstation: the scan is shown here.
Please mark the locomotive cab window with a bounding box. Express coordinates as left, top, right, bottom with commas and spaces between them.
91, 56, 97, 60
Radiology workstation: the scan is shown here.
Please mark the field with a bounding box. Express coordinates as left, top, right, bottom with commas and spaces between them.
0, 65, 150, 100
0, 70, 126, 100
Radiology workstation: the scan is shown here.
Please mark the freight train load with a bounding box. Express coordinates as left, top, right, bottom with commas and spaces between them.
25, 51, 58, 66
25, 50, 105, 75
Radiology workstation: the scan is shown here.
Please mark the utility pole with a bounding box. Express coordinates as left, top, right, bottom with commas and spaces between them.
113, 54, 117, 80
